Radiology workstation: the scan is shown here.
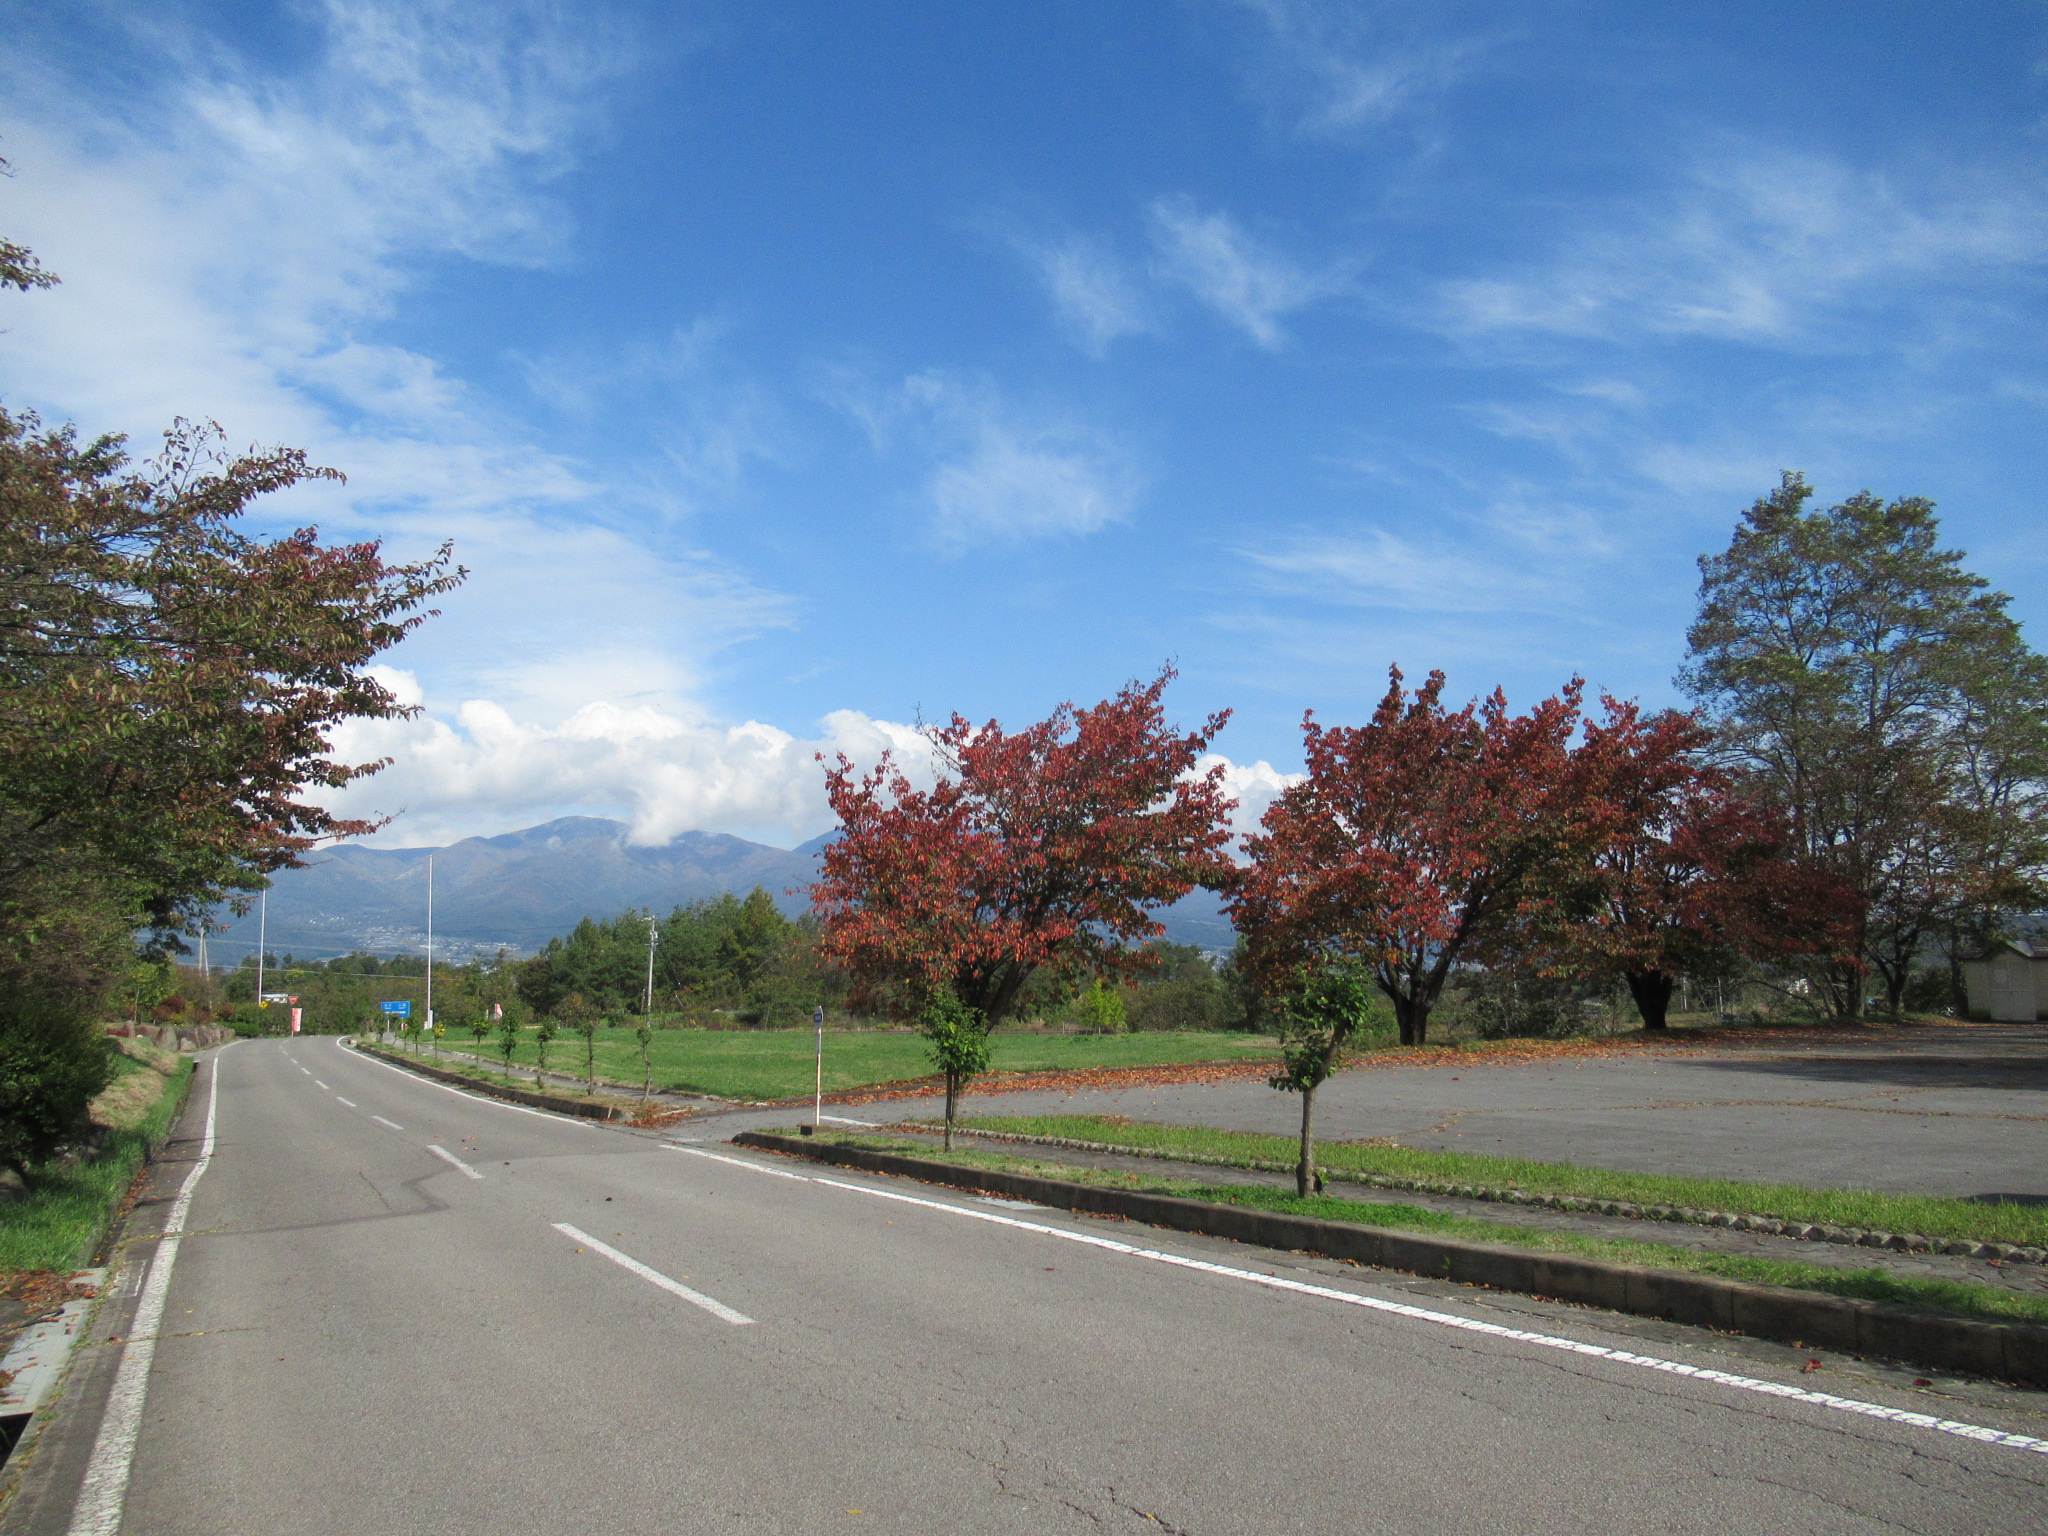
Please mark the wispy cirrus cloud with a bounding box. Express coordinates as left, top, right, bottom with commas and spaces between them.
1001, 227, 1154, 355
1439, 147, 2048, 348
1225, 0, 1495, 139
1147, 195, 1342, 347
842, 370, 1143, 545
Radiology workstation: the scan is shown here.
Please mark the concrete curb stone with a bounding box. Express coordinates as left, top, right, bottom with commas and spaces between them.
910, 1123, 2048, 1266
737, 1130, 2048, 1387
354, 1045, 663, 1122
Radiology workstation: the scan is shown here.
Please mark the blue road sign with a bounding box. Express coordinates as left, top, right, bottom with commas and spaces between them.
379, 1000, 412, 1017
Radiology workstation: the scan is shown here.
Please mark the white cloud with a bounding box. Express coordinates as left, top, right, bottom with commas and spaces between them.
1147, 195, 1338, 348
1242, 524, 1576, 615
1197, 753, 1302, 843
0, 3, 799, 724
1438, 148, 2048, 348
1005, 229, 1153, 355
1228, 0, 1490, 138
848, 371, 1142, 545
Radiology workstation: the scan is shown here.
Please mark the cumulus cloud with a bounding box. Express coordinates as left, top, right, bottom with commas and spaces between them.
1147, 195, 1339, 348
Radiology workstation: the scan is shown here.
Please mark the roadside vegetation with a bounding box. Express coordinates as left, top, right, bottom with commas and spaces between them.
0, 1050, 192, 1274
805, 1131, 2048, 1327
943, 1114, 2048, 1250
414, 1027, 1277, 1103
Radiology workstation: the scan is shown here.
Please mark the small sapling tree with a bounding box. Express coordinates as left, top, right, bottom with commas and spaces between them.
533, 1015, 557, 1087
467, 1011, 490, 1052
495, 1010, 520, 1078
1079, 979, 1127, 1034
922, 992, 992, 1150
559, 993, 600, 1095
1269, 967, 1373, 1198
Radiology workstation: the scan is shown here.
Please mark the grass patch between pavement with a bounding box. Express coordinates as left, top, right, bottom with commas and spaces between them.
804, 1132, 2048, 1328
417, 1028, 1276, 1102
944, 1113, 2048, 1250
0, 1055, 194, 1275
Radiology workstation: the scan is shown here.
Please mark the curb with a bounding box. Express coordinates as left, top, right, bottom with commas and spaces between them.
353, 1046, 686, 1125
908, 1124, 2048, 1267
734, 1132, 2048, 1387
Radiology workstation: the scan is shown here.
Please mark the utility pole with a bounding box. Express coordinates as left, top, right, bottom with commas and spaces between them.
256, 888, 267, 1026
424, 853, 435, 1038
643, 913, 659, 1021
813, 1004, 825, 1132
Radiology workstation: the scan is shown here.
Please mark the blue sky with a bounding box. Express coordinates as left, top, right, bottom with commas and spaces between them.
4, 1, 2046, 848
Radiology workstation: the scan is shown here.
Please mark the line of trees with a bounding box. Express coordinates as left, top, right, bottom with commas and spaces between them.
0, 216, 462, 1184
808, 479, 2048, 1182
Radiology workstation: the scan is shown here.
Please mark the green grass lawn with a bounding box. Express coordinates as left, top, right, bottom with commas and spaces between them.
414, 1027, 1277, 1102
0, 1056, 194, 1275
810, 1131, 2048, 1328
945, 1113, 2048, 1250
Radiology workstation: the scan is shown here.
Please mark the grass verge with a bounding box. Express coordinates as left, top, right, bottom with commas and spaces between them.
945, 1113, 2048, 1250
0, 1056, 194, 1275
808, 1132, 2048, 1328
418, 1028, 1277, 1102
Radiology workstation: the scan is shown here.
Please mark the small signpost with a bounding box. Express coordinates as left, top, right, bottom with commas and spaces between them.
813, 1005, 825, 1133
379, 999, 410, 1041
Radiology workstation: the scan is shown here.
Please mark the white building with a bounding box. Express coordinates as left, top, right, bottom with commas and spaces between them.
1960, 938, 2048, 1022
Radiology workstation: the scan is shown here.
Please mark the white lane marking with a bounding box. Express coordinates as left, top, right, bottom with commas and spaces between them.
68, 1050, 228, 1535
552, 1224, 753, 1325
806, 1175, 2048, 1459
819, 1115, 877, 1126
338, 1039, 598, 1126
312, 1079, 330, 1089
372, 1115, 404, 1131
336, 1098, 356, 1107
427, 1144, 484, 1180
668, 1146, 810, 1180
298, 1067, 310, 1075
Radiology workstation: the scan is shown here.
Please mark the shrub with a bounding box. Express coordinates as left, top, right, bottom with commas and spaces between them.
0, 998, 113, 1184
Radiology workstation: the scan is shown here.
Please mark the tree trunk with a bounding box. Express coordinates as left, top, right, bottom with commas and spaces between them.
1296, 1081, 1316, 1198
944, 1068, 957, 1151
1624, 970, 1676, 1031
1392, 994, 1430, 1046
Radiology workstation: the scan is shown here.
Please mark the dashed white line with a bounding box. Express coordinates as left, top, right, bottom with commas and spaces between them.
756, 1169, 2048, 1460
68, 1050, 227, 1535
428, 1144, 484, 1180
312, 1079, 329, 1090
372, 1115, 403, 1131
552, 1224, 753, 1325
335, 1098, 356, 1108
668, 1146, 810, 1180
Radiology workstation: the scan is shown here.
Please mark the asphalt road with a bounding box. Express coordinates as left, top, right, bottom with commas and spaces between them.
784, 1025, 2048, 1200
10, 1037, 2048, 1535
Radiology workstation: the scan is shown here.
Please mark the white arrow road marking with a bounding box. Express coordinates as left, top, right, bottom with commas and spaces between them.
552, 1224, 753, 1325
428, 1144, 483, 1179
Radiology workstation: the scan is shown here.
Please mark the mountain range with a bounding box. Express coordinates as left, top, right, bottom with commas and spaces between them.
201, 816, 1235, 963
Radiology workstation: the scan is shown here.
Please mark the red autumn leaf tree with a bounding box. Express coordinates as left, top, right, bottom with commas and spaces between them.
1229, 666, 1598, 1046
1549, 700, 1862, 1028
812, 669, 1236, 1127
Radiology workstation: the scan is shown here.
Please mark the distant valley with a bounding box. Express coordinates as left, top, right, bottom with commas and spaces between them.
203, 816, 1234, 963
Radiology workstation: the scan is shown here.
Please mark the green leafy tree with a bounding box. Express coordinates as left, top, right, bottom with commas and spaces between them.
467, 1011, 490, 1050
1683, 474, 2048, 1015
1078, 978, 1127, 1033
921, 992, 992, 1150
1269, 967, 1374, 1198
496, 1011, 520, 1076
